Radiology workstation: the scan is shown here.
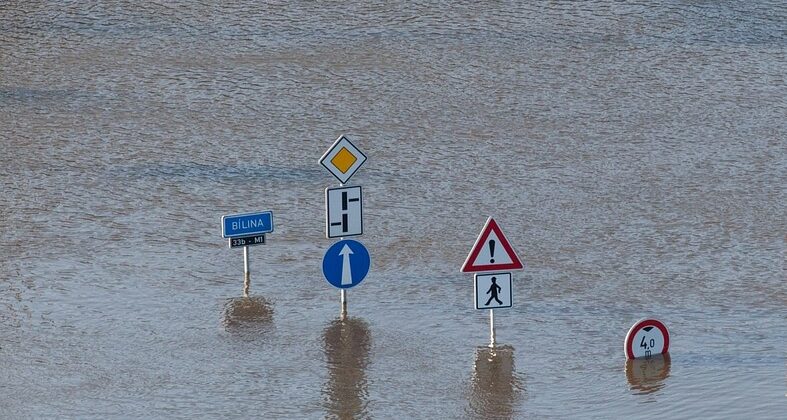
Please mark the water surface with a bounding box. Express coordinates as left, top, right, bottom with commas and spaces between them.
1, 1, 785, 418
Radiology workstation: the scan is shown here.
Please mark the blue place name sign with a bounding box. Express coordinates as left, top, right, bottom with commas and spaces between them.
222, 211, 274, 238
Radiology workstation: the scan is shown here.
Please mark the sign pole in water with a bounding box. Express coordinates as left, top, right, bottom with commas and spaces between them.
338, 177, 346, 321
340, 289, 347, 319
243, 246, 250, 297
221, 211, 274, 296
489, 309, 496, 347
322, 238, 371, 317
320, 134, 368, 318
462, 218, 523, 348
474, 273, 513, 347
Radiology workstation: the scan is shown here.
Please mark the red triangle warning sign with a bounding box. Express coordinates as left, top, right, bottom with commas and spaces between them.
461, 217, 524, 273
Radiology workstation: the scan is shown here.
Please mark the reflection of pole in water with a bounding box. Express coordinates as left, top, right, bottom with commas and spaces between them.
625, 353, 671, 394
467, 346, 523, 419
322, 317, 371, 420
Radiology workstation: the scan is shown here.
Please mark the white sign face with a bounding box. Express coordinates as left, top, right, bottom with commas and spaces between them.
474, 273, 512, 309
326, 186, 363, 238
625, 319, 670, 359
472, 230, 514, 265
319, 135, 367, 184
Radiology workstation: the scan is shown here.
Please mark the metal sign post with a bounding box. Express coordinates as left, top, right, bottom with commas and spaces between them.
221, 211, 273, 297
473, 273, 512, 348
320, 134, 368, 318
489, 309, 496, 348
243, 245, 250, 297
322, 238, 371, 318
462, 218, 523, 347
340, 289, 347, 320
340, 227, 346, 320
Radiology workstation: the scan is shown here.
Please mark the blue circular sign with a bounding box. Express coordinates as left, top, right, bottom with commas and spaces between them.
322, 239, 371, 289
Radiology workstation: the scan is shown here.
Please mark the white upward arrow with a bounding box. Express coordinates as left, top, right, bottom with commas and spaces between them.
339, 244, 354, 285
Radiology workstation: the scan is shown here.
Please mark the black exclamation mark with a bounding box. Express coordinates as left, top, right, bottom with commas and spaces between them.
489, 240, 496, 263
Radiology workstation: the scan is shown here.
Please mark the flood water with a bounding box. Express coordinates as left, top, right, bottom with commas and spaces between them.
1, 1, 785, 418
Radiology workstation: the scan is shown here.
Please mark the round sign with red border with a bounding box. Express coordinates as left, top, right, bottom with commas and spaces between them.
624, 318, 670, 359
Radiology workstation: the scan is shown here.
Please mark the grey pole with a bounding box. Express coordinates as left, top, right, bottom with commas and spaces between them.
339, 235, 347, 320
339, 183, 347, 320
340, 289, 347, 320
243, 245, 250, 297
489, 309, 496, 348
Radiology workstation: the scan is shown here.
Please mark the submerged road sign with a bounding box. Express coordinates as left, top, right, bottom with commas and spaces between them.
222, 211, 274, 238
322, 239, 370, 289
461, 217, 524, 273
625, 319, 670, 359
326, 186, 363, 238
319, 135, 367, 184
474, 273, 512, 309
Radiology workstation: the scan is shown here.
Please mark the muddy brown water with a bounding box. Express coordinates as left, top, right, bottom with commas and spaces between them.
1, 2, 785, 418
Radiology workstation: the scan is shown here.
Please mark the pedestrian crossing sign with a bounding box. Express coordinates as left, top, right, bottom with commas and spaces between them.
474, 273, 512, 309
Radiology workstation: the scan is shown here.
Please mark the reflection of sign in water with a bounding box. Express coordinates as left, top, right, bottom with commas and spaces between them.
325, 186, 363, 238
322, 239, 371, 289
474, 273, 512, 309
322, 318, 371, 419
625, 319, 670, 359
222, 296, 274, 331
468, 346, 523, 418
625, 353, 672, 394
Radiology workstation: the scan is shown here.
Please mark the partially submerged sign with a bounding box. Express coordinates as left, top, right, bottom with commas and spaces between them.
319, 134, 367, 184
461, 217, 524, 273
624, 318, 670, 359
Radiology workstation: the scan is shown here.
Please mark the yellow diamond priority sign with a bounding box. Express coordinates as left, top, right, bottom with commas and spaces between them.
331, 147, 357, 174
319, 135, 367, 184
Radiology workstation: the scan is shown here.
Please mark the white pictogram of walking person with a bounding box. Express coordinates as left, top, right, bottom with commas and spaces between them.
485, 277, 503, 306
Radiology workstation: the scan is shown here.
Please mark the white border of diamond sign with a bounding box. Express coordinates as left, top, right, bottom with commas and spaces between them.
319, 134, 367, 184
